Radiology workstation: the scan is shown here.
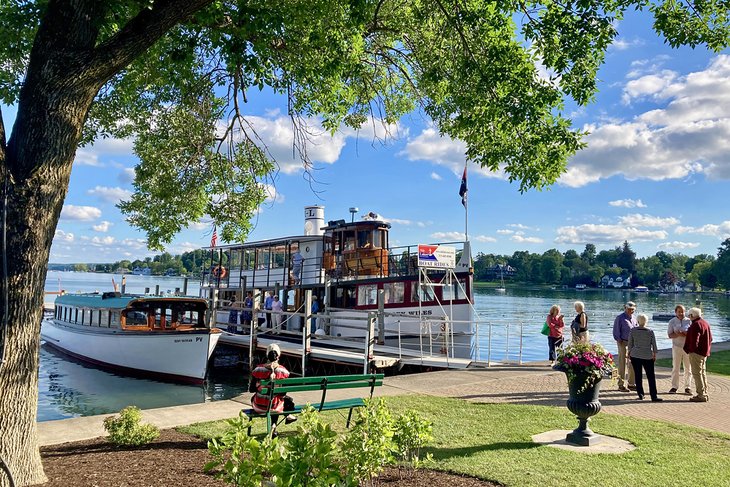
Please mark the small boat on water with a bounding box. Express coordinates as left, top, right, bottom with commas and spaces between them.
41, 292, 221, 383
634, 286, 649, 292
652, 313, 675, 321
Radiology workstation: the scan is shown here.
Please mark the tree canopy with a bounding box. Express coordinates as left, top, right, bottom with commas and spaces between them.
2, 0, 727, 250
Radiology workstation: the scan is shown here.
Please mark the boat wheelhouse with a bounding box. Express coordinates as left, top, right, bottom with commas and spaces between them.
200, 206, 475, 359
41, 292, 221, 383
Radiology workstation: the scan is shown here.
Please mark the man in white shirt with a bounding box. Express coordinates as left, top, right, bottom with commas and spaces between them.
667, 304, 692, 394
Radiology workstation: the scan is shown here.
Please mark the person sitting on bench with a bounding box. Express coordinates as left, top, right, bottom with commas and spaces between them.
249, 343, 297, 435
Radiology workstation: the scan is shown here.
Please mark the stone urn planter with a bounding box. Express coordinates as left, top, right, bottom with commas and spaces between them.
564, 372, 603, 446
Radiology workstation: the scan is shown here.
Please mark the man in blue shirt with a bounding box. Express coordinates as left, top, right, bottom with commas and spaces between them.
613, 301, 637, 392
264, 291, 274, 328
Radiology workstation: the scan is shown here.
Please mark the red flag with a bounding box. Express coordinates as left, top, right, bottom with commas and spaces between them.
210, 226, 218, 248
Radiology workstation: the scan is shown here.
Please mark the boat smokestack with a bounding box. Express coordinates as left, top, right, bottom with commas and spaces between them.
304, 205, 325, 236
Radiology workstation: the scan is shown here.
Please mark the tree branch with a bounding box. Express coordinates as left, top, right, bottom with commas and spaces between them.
89, 0, 215, 83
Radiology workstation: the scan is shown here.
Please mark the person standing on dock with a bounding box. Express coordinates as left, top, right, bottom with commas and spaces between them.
667, 305, 692, 394
291, 250, 303, 285
271, 295, 283, 333
264, 291, 274, 328
242, 291, 254, 332
310, 295, 320, 333
613, 301, 637, 392
684, 307, 712, 402
546, 305, 565, 365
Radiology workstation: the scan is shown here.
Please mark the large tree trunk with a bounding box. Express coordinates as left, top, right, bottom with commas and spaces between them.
0, 2, 214, 484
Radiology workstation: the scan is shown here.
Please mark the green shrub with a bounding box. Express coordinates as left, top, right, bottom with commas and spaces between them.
393, 409, 434, 469
103, 405, 160, 446
205, 411, 281, 487
341, 398, 395, 486
271, 406, 345, 486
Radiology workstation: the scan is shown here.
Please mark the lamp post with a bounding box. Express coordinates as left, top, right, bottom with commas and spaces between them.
349, 207, 358, 223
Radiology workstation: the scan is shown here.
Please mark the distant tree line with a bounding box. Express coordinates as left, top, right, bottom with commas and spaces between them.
60, 249, 212, 277
475, 239, 730, 291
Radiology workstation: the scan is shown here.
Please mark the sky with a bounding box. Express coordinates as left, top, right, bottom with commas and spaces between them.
7, 10, 730, 264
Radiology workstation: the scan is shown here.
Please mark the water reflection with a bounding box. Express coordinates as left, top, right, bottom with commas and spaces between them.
38, 344, 246, 422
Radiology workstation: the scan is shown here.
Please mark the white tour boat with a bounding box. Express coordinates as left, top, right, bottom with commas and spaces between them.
41, 293, 221, 383
201, 206, 475, 359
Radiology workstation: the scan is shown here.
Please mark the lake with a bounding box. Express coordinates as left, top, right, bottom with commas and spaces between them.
38, 272, 730, 421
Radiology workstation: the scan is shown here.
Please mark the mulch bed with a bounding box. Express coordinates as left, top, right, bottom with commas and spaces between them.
40, 429, 498, 486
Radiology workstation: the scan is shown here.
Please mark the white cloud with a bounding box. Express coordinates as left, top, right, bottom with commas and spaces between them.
54, 229, 74, 243
609, 199, 647, 208
657, 241, 701, 250
60, 205, 101, 221
507, 223, 536, 231
218, 115, 399, 175
118, 167, 136, 184
75, 138, 135, 167
430, 172, 442, 181
561, 55, 730, 187
262, 183, 285, 204
555, 224, 668, 244
92, 221, 112, 232
91, 236, 116, 245
676, 220, 730, 239
474, 235, 497, 243
87, 186, 133, 203
611, 37, 644, 51
618, 213, 680, 228
497, 229, 514, 235
400, 128, 506, 180
511, 235, 544, 244
121, 238, 148, 250
431, 231, 466, 241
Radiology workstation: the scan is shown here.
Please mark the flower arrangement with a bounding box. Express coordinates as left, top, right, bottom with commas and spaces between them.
553, 342, 615, 393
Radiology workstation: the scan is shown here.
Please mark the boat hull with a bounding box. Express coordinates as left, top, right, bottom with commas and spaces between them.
41, 320, 220, 383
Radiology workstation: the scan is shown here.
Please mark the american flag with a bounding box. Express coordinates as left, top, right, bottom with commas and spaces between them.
210, 226, 218, 248
459, 164, 468, 208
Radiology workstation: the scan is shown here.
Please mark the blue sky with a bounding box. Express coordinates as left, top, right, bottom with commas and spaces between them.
8, 11, 729, 263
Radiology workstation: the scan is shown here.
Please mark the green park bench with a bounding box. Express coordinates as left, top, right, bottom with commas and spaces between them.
243, 373, 384, 435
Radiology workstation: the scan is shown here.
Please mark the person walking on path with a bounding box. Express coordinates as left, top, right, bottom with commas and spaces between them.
628, 314, 663, 402
264, 291, 274, 328
570, 301, 589, 344
667, 304, 692, 394
684, 307, 713, 402
271, 295, 283, 333
546, 305, 565, 365
613, 301, 637, 392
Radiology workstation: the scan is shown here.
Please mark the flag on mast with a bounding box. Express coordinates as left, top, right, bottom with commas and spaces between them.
210, 226, 218, 248
458, 164, 468, 208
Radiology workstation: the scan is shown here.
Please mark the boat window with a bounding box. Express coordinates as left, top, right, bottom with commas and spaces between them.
256, 247, 270, 269
411, 282, 436, 303
271, 245, 286, 269
229, 249, 241, 271
125, 311, 148, 326
110, 311, 121, 327
383, 282, 405, 304
242, 249, 254, 270
74, 308, 78, 323
357, 284, 379, 306
442, 279, 465, 301
357, 230, 370, 248
90, 309, 98, 326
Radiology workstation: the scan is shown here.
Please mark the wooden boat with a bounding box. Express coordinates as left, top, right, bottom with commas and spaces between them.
201, 206, 474, 359
41, 293, 221, 383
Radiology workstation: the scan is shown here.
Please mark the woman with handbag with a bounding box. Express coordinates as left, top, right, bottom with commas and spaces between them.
546, 305, 565, 365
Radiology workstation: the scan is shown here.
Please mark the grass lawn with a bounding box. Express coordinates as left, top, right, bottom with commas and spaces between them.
656, 349, 730, 376
181, 395, 730, 487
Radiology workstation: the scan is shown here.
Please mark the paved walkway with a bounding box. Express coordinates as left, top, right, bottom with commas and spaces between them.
38, 342, 730, 446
